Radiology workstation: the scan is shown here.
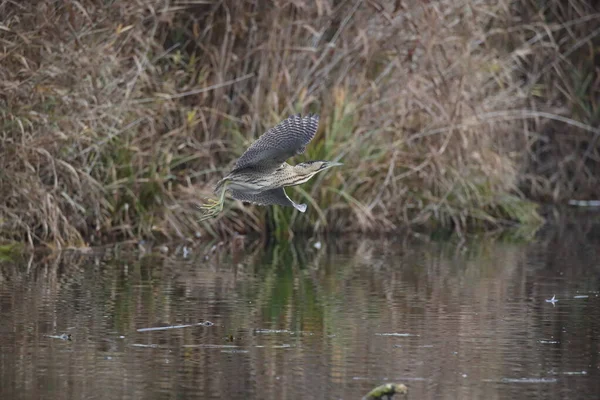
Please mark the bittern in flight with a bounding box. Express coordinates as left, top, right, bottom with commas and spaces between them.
199, 114, 342, 220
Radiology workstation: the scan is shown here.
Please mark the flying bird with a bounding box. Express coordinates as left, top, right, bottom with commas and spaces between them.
199, 113, 342, 220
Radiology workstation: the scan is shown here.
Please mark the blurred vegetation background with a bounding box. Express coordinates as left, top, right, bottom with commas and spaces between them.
1, 0, 598, 247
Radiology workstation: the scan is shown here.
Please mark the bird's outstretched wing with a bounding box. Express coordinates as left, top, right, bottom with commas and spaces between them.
233, 114, 319, 172
230, 187, 307, 213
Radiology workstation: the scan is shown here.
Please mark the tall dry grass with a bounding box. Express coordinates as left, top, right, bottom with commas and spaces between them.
4, 0, 595, 246
506, 0, 600, 203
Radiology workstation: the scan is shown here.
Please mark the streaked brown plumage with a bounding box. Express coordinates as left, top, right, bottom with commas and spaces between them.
214, 113, 341, 212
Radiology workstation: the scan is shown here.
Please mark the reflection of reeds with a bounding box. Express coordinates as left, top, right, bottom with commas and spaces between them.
3, 1, 596, 245
2, 233, 599, 399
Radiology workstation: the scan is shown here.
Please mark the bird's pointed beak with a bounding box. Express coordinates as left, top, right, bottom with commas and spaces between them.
320, 161, 343, 172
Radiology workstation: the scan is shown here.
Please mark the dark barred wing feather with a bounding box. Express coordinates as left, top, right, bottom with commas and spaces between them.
233, 114, 319, 172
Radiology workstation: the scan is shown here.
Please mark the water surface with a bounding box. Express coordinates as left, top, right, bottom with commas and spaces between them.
1, 228, 599, 400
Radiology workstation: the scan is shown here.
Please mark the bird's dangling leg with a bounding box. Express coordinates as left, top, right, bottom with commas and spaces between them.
198, 180, 228, 221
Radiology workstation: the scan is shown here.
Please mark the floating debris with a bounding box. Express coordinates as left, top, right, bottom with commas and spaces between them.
538, 339, 560, 344
313, 241, 322, 250
254, 344, 293, 349
573, 295, 589, 299
182, 246, 191, 258
182, 343, 290, 350
568, 199, 600, 207
362, 383, 408, 400
254, 329, 293, 334
137, 321, 213, 332
500, 377, 557, 384
221, 349, 249, 354
131, 343, 159, 348
545, 295, 558, 306
225, 334, 236, 343
45, 333, 72, 341
375, 333, 419, 337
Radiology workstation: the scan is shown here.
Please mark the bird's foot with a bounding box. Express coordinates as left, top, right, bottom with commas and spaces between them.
199, 198, 221, 210
197, 182, 228, 221
197, 198, 224, 221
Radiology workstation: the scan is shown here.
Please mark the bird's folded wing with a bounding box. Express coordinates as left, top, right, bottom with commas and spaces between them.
233, 114, 320, 172
230, 188, 307, 212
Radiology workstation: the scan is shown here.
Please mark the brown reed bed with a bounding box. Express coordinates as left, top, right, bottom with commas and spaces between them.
1, 0, 596, 247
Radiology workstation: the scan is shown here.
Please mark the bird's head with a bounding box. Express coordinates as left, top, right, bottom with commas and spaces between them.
296, 160, 342, 175
293, 161, 342, 184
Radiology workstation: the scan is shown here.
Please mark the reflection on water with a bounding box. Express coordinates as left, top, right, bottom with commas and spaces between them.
1, 227, 599, 400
